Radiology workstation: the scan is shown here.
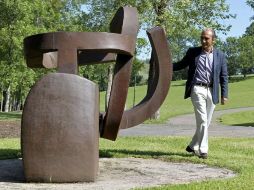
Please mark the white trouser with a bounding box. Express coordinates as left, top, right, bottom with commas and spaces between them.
189, 85, 216, 154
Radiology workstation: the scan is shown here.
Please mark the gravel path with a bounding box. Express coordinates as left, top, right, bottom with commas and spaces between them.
119, 107, 254, 137
0, 158, 235, 190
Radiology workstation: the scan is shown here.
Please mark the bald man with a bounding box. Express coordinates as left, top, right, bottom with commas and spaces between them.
173, 28, 228, 159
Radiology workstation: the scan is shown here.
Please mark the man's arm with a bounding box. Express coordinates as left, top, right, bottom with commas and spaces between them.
220, 53, 228, 105
173, 48, 191, 71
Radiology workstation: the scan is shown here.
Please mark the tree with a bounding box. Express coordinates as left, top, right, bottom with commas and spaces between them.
245, 22, 254, 36
247, 0, 254, 11
0, 0, 234, 112
238, 36, 254, 77
245, 0, 254, 36
221, 35, 254, 77
219, 37, 240, 76
0, 0, 88, 112
0, 0, 34, 111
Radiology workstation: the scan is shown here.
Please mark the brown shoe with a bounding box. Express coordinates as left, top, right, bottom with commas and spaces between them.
199, 153, 208, 159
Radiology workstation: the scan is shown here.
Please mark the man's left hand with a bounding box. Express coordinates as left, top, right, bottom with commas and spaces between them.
221, 97, 228, 105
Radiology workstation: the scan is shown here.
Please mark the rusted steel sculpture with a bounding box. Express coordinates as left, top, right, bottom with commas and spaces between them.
21, 6, 172, 183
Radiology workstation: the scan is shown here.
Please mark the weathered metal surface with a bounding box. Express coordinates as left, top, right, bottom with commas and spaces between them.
24, 32, 135, 71
22, 73, 99, 182
100, 6, 139, 140
119, 27, 172, 129
22, 6, 172, 183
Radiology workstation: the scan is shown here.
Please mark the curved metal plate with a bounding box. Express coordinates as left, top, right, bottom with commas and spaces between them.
119, 27, 172, 129
101, 6, 139, 140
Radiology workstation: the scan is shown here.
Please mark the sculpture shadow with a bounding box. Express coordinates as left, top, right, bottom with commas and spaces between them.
99, 149, 193, 158
0, 149, 21, 160
0, 158, 25, 183
231, 123, 254, 127
171, 82, 186, 87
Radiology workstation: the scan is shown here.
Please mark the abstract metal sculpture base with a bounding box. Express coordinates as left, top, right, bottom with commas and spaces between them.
21, 6, 172, 183
21, 73, 99, 182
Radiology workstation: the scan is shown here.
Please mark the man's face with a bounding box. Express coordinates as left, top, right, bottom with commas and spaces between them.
201, 30, 214, 52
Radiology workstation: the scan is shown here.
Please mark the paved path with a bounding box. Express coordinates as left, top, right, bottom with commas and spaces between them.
119, 107, 254, 137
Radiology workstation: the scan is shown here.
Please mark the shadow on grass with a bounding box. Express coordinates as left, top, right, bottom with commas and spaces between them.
100, 149, 192, 158
0, 149, 21, 160
231, 123, 254, 127
0, 158, 25, 182
171, 83, 185, 87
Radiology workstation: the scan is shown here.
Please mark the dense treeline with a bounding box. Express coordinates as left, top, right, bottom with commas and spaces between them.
0, 0, 89, 112
219, 0, 254, 78
0, 0, 253, 112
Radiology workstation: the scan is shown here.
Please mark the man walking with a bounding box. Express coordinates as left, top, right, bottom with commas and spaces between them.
173, 28, 228, 159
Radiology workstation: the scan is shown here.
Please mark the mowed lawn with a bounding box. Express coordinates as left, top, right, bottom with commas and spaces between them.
220, 110, 254, 127
0, 76, 254, 189
100, 75, 254, 123
1, 137, 254, 190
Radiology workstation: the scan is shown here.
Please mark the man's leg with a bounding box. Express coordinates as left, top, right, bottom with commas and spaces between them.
190, 86, 208, 154
199, 87, 216, 153
207, 87, 216, 127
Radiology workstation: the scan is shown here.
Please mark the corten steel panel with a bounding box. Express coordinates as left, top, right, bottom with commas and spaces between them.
43, 52, 116, 69
101, 7, 138, 140
119, 27, 172, 129
21, 73, 99, 182
24, 32, 134, 69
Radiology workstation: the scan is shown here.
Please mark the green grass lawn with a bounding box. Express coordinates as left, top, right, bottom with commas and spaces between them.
1, 137, 254, 189
219, 110, 254, 127
2, 76, 254, 123
0, 76, 254, 189
100, 137, 254, 190
100, 76, 254, 123
0, 111, 21, 121
0, 138, 21, 159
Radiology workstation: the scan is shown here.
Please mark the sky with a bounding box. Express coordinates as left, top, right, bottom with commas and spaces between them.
218, 0, 253, 40
137, 0, 253, 59
82, 1, 253, 40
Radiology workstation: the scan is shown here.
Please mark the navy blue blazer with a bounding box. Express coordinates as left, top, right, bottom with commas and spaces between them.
173, 47, 228, 104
